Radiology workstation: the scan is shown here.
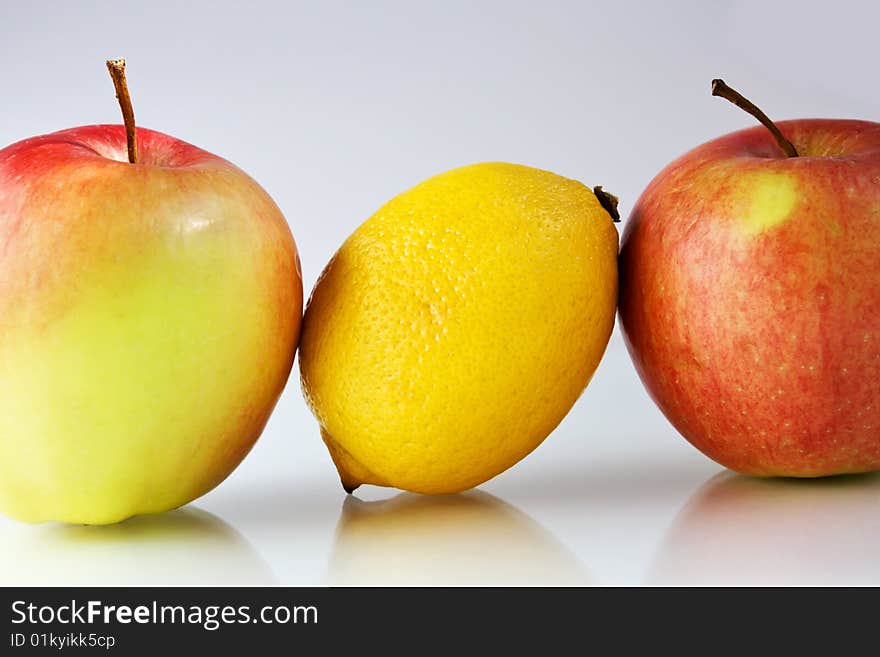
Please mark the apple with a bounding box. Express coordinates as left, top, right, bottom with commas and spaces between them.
0, 60, 302, 524
619, 79, 880, 477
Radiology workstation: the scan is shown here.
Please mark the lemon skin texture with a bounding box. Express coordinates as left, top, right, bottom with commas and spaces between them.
300, 162, 618, 494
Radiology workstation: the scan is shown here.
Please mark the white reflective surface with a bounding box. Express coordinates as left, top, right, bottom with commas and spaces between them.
648, 472, 880, 586
0, 508, 276, 586
328, 492, 590, 586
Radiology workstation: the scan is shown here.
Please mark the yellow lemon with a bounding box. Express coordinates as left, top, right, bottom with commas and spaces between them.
299, 163, 618, 494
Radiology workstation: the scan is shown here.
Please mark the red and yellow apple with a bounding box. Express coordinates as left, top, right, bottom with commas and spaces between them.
0, 120, 302, 523
620, 90, 880, 477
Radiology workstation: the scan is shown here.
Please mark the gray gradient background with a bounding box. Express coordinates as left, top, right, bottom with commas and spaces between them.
1, 0, 879, 585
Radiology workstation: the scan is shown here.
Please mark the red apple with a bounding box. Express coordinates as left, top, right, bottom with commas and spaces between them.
0, 61, 302, 523
619, 80, 880, 477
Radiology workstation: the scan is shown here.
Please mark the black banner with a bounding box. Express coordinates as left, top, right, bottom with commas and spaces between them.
1, 587, 595, 651
0, 586, 868, 652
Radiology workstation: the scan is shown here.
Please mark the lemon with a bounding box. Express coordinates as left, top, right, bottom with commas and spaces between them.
299, 163, 619, 494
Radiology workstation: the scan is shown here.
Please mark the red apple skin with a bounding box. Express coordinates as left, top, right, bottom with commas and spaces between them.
619, 119, 880, 477
0, 125, 302, 523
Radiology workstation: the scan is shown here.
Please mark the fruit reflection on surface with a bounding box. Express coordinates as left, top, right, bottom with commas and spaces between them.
328, 490, 590, 585
648, 471, 880, 585
620, 81, 880, 477
0, 508, 275, 585
301, 163, 619, 495
0, 61, 302, 524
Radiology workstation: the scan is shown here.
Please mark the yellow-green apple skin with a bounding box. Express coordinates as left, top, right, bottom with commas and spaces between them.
0, 125, 302, 524
619, 119, 880, 477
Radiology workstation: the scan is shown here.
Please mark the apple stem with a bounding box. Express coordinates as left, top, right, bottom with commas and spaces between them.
106, 59, 139, 164
711, 79, 798, 158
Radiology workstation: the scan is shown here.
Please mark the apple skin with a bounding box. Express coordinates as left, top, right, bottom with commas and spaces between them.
619, 119, 880, 477
0, 125, 302, 524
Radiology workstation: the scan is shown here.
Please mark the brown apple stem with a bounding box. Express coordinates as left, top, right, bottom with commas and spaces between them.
593, 186, 620, 222
711, 79, 798, 158
106, 58, 138, 164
